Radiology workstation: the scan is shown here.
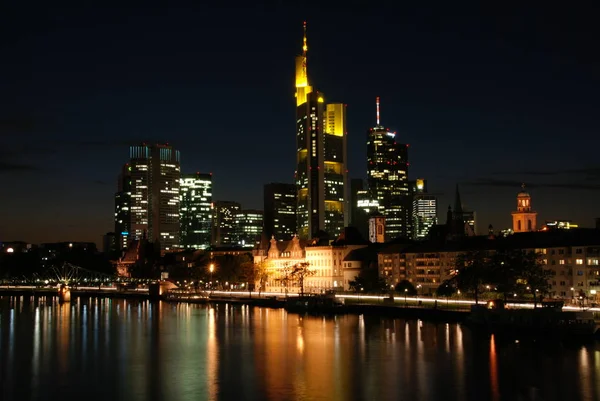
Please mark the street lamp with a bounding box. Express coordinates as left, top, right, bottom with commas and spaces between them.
404, 288, 408, 305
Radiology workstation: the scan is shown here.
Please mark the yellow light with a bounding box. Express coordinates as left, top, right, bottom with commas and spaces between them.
317, 97, 324, 103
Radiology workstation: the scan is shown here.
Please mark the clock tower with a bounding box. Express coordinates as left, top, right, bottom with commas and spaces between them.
511, 184, 537, 232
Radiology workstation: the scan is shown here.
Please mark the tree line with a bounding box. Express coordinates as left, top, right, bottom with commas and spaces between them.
438, 249, 554, 307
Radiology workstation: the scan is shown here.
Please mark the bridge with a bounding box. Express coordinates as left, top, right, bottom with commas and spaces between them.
0, 262, 153, 288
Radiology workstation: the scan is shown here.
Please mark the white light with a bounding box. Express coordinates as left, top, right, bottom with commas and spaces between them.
6, 248, 14, 253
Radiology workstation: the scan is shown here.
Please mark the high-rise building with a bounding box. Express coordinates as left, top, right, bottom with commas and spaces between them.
512, 184, 537, 233
212, 201, 241, 247
294, 22, 348, 240
367, 97, 410, 241
412, 178, 438, 240
236, 210, 264, 248
264, 183, 297, 240
179, 172, 213, 249
128, 143, 181, 253
114, 163, 131, 251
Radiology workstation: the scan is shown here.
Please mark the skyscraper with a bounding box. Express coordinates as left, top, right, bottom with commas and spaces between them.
128, 143, 181, 253
367, 97, 410, 240
294, 22, 347, 239
236, 209, 263, 248
264, 183, 297, 240
114, 163, 131, 251
179, 172, 213, 249
212, 201, 241, 247
412, 178, 438, 240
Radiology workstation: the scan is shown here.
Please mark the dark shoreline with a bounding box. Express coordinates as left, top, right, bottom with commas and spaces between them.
0, 288, 469, 323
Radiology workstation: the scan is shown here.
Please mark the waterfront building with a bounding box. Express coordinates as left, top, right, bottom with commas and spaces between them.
114, 163, 131, 250
179, 172, 213, 250
378, 228, 600, 299
295, 22, 348, 240
212, 201, 241, 247
253, 227, 370, 292
367, 97, 410, 241
127, 143, 181, 254
263, 183, 297, 241
412, 178, 438, 240
236, 209, 263, 248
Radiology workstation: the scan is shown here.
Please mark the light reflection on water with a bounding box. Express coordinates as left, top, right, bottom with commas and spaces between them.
0, 296, 599, 401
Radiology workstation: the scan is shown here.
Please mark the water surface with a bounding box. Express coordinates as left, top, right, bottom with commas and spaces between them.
0, 296, 598, 401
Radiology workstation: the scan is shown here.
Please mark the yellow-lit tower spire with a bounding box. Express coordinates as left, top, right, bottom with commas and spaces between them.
295, 21, 312, 106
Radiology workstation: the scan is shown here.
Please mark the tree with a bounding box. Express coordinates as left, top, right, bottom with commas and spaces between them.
289, 262, 316, 296
513, 251, 552, 308
453, 250, 493, 305
436, 279, 456, 297
489, 249, 520, 302
254, 261, 271, 296
395, 280, 417, 295
349, 266, 387, 293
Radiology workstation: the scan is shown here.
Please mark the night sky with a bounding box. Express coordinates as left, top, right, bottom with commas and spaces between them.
2, 3, 599, 246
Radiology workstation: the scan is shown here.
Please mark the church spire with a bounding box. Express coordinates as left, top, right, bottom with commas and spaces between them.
454, 184, 463, 215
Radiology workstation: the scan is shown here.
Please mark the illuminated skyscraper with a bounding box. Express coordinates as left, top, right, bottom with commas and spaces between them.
114, 163, 131, 251
179, 172, 213, 249
295, 22, 347, 239
264, 183, 297, 240
236, 210, 264, 248
412, 178, 438, 240
212, 201, 241, 247
367, 97, 410, 240
128, 143, 181, 253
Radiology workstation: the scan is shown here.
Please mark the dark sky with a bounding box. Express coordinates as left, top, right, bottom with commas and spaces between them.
1, 3, 599, 245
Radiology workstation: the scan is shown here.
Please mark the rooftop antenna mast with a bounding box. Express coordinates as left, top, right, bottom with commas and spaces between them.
376, 96, 380, 126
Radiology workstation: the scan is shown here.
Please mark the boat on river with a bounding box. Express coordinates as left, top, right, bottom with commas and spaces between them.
284, 292, 347, 315
466, 300, 597, 339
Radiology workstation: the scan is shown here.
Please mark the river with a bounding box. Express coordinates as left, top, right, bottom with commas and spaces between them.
0, 296, 598, 401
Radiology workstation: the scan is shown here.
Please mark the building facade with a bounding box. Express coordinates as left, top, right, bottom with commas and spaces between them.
367, 97, 410, 241
378, 229, 600, 300
512, 185, 537, 233
295, 22, 347, 240
114, 163, 131, 251
212, 201, 241, 247
236, 209, 264, 248
179, 172, 213, 250
412, 178, 438, 240
253, 234, 369, 292
127, 143, 181, 254
264, 183, 297, 241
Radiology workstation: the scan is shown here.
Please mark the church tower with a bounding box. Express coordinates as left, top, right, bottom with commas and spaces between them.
511, 184, 537, 232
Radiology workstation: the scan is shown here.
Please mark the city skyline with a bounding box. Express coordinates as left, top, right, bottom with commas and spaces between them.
2, 4, 599, 245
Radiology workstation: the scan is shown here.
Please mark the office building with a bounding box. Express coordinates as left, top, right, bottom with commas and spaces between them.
128, 143, 181, 253
295, 22, 348, 239
367, 97, 410, 240
412, 178, 438, 240
114, 163, 131, 250
179, 172, 213, 249
236, 209, 264, 248
264, 183, 296, 240
212, 201, 241, 247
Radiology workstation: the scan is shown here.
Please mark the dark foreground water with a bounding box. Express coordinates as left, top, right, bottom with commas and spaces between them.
0, 296, 599, 401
